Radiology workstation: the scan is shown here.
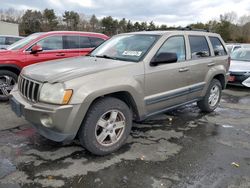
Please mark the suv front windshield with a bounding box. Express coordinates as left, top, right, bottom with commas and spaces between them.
231, 49, 250, 62
7, 33, 42, 50
91, 34, 159, 62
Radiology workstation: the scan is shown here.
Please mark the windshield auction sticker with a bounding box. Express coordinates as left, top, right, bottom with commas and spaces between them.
122, 51, 142, 56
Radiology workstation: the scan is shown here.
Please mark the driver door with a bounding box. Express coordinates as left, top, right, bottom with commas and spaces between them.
144, 35, 189, 115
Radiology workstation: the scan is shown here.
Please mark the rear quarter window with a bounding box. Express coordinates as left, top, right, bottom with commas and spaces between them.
209, 36, 227, 56
189, 35, 210, 59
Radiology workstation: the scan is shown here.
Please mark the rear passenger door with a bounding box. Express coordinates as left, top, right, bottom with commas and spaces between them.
185, 35, 213, 101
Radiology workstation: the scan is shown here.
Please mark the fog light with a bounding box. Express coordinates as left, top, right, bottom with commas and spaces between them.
40, 114, 53, 128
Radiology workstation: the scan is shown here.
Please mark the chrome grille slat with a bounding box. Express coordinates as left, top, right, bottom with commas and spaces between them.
27, 80, 31, 99
20, 77, 24, 94
24, 79, 28, 98
18, 76, 41, 102
31, 82, 36, 102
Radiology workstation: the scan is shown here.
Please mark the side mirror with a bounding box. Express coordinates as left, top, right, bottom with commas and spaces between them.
150, 52, 178, 66
31, 45, 43, 54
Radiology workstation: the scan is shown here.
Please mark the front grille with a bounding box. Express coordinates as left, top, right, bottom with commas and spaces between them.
18, 76, 41, 102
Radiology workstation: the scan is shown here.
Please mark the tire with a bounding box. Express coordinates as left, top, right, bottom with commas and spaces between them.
79, 97, 132, 155
0, 70, 18, 101
197, 79, 222, 112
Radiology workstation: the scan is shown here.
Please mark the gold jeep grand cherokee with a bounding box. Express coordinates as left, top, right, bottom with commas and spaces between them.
10, 30, 230, 155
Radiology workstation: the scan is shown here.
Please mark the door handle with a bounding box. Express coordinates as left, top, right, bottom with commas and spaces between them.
208, 63, 215, 67
56, 53, 65, 57
179, 68, 189, 72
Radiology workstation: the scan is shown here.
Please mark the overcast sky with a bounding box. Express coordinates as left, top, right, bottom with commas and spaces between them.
2, 0, 250, 26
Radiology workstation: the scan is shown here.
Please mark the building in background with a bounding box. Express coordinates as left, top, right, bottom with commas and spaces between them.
0, 21, 19, 36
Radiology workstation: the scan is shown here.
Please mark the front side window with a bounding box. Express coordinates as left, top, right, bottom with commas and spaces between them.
36, 36, 63, 50
189, 36, 210, 59
90, 37, 105, 48
91, 34, 159, 62
156, 36, 186, 62
209, 37, 227, 56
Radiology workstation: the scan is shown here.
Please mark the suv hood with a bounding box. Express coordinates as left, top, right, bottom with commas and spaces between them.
22, 56, 134, 83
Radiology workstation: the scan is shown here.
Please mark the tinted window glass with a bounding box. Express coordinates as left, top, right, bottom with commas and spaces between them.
37, 36, 63, 50
79, 36, 92, 48
209, 37, 227, 56
64, 36, 80, 49
90, 37, 105, 47
64, 36, 92, 49
189, 36, 210, 59
0, 37, 5, 45
157, 36, 186, 62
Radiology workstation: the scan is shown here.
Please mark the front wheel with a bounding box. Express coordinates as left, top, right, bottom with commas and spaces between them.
197, 79, 222, 112
0, 70, 18, 101
78, 97, 132, 155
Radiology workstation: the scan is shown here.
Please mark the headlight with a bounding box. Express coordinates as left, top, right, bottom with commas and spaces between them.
39, 83, 73, 104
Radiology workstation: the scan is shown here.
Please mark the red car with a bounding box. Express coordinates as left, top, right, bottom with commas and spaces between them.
0, 31, 109, 101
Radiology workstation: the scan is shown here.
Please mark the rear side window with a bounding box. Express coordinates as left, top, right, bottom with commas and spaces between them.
64, 36, 92, 49
189, 36, 210, 59
79, 36, 92, 48
209, 37, 227, 56
89, 37, 105, 48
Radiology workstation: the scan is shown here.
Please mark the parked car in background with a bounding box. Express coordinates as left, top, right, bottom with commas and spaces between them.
10, 30, 229, 155
228, 48, 250, 87
226, 43, 250, 54
0, 35, 23, 49
226, 43, 242, 54
0, 31, 109, 101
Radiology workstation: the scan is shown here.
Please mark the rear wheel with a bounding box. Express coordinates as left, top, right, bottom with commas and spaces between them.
79, 97, 132, 155
197, 79, 222, 112
0, 70, 18, 101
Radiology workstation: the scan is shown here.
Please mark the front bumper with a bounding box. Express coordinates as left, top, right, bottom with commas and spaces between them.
10, 90, 82, 142
228, 72, 250, 87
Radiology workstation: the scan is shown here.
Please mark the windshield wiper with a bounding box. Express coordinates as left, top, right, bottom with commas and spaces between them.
95, 55, 117, 60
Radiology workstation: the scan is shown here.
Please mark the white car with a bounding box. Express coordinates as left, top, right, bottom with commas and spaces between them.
0, 35, 23, 49
226, 43, 242, 54
228, 48, 250, 87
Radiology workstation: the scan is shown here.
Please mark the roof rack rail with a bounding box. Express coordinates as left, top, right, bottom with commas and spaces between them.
177, 26, 210, 32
